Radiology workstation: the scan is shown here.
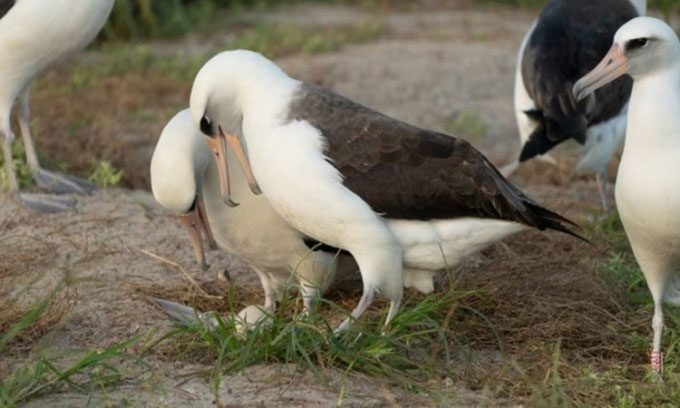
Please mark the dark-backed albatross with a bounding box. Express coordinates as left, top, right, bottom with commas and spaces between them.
189, 50, 584, 331
505, 0, 646, 211
573, 16, 680, 374
0, 0, 114, 212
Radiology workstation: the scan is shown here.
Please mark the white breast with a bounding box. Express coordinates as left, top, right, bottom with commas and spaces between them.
201, 147, 307, 271
616, 73, 680, 261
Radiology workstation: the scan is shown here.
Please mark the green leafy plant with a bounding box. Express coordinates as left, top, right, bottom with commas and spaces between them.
88, 160, 124, 188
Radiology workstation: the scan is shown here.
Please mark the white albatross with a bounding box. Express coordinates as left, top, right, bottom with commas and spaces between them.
0, 0, 114, 213
573, 16, 680, 374
504, 0, 646, 212
188, 50, 585, 331
150, 110, 356, 327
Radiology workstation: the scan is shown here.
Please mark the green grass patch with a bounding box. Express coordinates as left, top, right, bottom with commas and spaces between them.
0, 283, 143, 407
232, 22, 384, 58
153, 282, 479, 402
581, 210, 680, 406
88, 160, 125, 188
103, 0, 387, 42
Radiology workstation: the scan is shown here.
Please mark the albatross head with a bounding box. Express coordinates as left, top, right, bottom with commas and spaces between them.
189, 50, 288, 205
574, 17, 680, 101
151, 110, 214, 270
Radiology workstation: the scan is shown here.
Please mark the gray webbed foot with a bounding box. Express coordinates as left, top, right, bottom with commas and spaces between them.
34, 168, 96, 195
153, 298, 219, 331
19, 193, 76, 213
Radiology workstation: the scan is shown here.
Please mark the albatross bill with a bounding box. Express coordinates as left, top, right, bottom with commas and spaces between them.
202, 124, 261, 207
573, 44, 629, 102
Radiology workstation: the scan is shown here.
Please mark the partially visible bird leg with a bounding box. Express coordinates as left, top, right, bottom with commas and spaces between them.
1, 126, 19, 194
253, 268, 277, 313
596, 170, 611, 212
651, 301, 664, 374
382, 296, 402, 334
2, 124, 73, 213
17, 89, 95, 195
334, 286, 375, 333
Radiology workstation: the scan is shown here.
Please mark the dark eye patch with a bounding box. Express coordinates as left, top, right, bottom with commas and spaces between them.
626, 38, 649, 52
200, 116, 215, 137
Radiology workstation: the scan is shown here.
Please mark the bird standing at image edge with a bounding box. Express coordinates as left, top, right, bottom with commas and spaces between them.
0, 0, 114, 213
573, 16, 680, 374
188, 50, 585, 331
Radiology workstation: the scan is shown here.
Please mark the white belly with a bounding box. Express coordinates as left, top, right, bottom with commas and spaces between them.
389, 218, 527, 270
202, 150, 306, 271
616, 149, 680, 261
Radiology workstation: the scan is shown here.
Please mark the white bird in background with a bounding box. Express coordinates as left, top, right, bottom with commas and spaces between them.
573, 16, 680, 374
0, 0, 114, 213
150, 110, 356, 326
504, 0, 646, 212
189, 50, 584, 331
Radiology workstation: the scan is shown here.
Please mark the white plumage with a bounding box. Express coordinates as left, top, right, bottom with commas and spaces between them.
188, 51, 581, 331
0, 0, 114, 212
574, 16, 680, 374
151, 110, 352, 320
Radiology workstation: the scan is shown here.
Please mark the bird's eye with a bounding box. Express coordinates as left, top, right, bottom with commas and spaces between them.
626, 38, 649, 52
200, 116, 216, 137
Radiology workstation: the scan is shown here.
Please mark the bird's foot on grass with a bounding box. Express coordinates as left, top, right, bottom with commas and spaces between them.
153, 298, 220, 332
34, 168, 96, 195
18, 193, 76, 213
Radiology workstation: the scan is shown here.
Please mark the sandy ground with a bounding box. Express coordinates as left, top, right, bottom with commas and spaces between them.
1, 3, 611, 407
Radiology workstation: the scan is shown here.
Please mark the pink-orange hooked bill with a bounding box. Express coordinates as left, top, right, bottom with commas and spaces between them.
573, 44, 629, 102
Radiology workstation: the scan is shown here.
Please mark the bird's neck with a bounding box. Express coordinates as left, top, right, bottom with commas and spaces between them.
626, 67, 680, 150
239, 77, 300, 135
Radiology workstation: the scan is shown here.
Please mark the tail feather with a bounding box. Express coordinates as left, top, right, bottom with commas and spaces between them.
525, 201, 588, 242
519, 109, 587, 162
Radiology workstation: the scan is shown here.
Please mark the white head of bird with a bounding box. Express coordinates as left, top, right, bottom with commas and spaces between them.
151, 111, 210, 214
150, 110, 214, 270
189, 51, 294, 205
573, 17, 680, 100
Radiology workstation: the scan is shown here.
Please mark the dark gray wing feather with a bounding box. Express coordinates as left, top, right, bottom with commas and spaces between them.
288, 83, 582, 239
0, 0, 15, 19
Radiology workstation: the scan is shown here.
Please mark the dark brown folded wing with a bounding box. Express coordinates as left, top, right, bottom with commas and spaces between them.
287, 82, 580, 239
0, 0, 15, 19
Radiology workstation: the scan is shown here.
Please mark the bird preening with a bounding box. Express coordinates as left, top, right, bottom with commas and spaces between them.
151, 50, 584, 334
3, 0, 679, 385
